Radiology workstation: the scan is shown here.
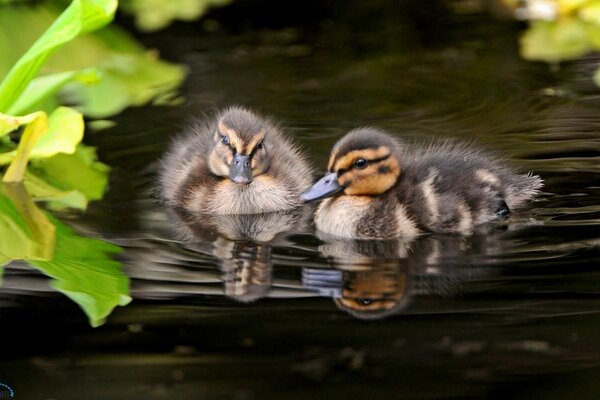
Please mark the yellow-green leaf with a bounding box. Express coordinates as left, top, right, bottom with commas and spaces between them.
0, 107, 84, 167
2, 111, 48, 183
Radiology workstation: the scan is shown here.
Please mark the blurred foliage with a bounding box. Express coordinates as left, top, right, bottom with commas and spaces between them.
120, 0, 231, 32
0, 183, 130, 327
0, 3, 186, 118
0, 0, 117, 213
507, 0, 600, 85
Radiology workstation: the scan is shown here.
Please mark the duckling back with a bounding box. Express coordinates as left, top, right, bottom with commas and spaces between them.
396, 139, 543, 233
159, 107, 313, 214
303, 128, 543, 239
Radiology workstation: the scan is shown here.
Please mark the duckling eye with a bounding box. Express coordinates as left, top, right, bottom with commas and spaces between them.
353, 158, 368, 169
221, 135, 229, 145
256, 141, 263, 150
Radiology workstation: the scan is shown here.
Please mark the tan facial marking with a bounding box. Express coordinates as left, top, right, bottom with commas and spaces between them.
333, 146, 390, 171
246, 130, 265, 154
208, 150, 230, 177
218, 120, 243, 153
475, 169, 499, 185
341, 156, 400, 196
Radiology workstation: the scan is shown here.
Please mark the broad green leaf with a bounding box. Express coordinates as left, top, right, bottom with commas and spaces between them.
2, 111, 48, 183
30, 215, 131, 327
0, 0, 117, 111
521, 19, 592, 62
30, 144, 109, 202
7, 69, 100, 116
72, 53, 186, 118
0, 3, 186, 118
0, 183, 130, 327
32, 106, 84, 158
24, 170, 88, 210
0, 183, 56, 262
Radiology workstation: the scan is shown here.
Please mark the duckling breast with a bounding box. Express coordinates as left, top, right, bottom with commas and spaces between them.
205, 175, 300, 214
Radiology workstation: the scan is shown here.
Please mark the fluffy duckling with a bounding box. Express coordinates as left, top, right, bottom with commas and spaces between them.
160, 107, 312, 214
301, 128, 543, 239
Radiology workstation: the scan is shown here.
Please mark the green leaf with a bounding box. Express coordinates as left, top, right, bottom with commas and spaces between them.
24, 170, 88, 210
0, 0, 117, 112
30, 215, 131, 327
71, 53, 186, 118
0, 3, 186, 118
7, 69, 100, 116
29, 144, 109, 202
0, 182, 130, 327
0, 107, 84, 167
521, 19, 592, 62
2, 111, 49, 183
0, 183, 56, 262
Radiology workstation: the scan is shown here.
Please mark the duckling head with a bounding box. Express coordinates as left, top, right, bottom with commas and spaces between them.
301, 128, 401, 202
208, 107, 271, 185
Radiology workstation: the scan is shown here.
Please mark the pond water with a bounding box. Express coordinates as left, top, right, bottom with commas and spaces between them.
2, 1, 600, 399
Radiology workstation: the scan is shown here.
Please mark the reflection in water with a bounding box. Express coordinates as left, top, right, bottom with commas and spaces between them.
0, 183, 130, 327
305, 232, 504, 319
166, 203, 505, 319
168, 206, 310, 302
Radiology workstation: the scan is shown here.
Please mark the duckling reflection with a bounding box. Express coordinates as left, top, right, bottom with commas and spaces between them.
168, 206, 310, 303
304, 232, 501, 320
304, 237, 414, 319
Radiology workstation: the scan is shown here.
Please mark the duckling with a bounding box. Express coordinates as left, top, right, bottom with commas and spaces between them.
301, 128, 543, 239
160, 106, 312, 214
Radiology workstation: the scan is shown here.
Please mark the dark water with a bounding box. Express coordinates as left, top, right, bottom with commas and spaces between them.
2, 1, 600, 399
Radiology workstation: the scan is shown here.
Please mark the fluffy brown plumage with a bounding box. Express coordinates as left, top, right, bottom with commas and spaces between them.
160, 106, 312, 214
301, 128, 543, 239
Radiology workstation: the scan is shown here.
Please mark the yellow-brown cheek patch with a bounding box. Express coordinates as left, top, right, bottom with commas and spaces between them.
343, 158, 400, 195
345, 172, 393, 195
333, 146, 390, 171
218, 120, 243, 153
208, 150, 230, 177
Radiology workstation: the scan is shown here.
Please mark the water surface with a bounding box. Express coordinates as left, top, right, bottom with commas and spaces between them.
2, 1, 600, 399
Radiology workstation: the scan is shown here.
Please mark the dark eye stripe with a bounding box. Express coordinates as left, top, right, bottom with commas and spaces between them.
336, 154, 390, 176
248, 141, 264, 158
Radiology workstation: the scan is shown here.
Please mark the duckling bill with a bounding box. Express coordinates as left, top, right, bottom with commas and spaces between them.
301, 128, 543, 239
160, 106, 312, 214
